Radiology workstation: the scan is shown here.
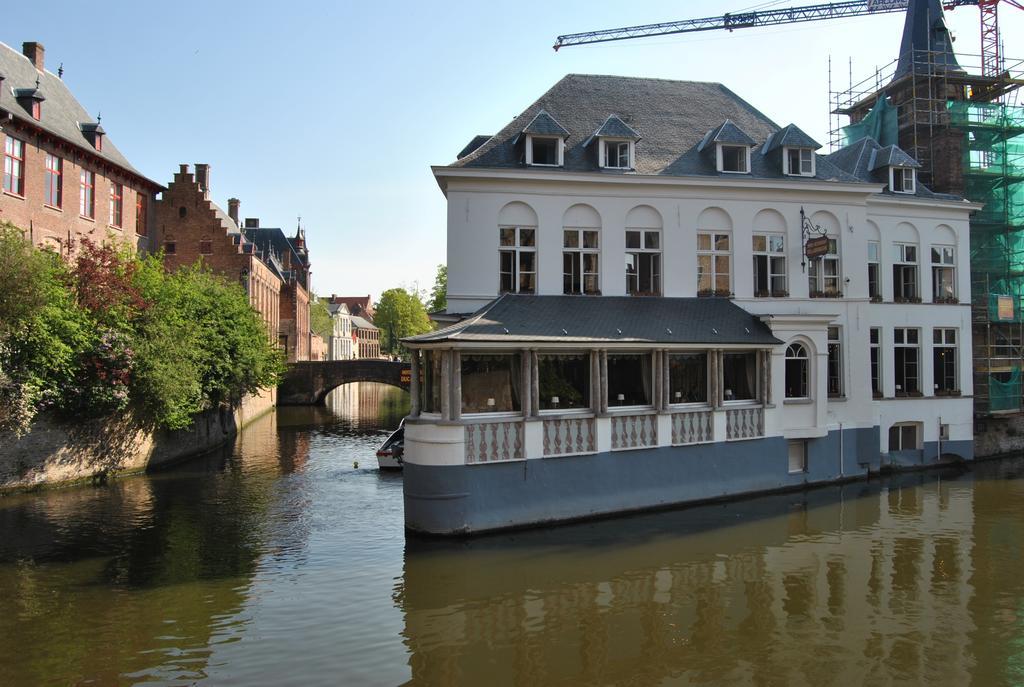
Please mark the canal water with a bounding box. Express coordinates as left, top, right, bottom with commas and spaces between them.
1, 383, 1023, 686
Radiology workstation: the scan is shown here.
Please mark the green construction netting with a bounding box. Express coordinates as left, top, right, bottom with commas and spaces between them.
842, 97, 899, 147
989, 369, 1022, 412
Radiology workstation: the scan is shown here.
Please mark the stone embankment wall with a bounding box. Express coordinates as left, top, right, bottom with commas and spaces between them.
0, 389, 275, 492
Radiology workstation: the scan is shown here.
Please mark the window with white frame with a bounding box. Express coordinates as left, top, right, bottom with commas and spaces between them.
785, 342, 809, 399
752, 233, 787, 296
870, 328, 882, 397
888, 423, 920, 451
499, 226, 536, 294
697, 232, 731, 294
931, 246, 956, 302
785, 148, 814, 176
893, 243, 919, 301
933, 328, 958, 393
827, 326, 843, 398
719, 144, 750, 173
891, 167, 916, 194
868, 240, 881, 300
808, 238, 840, 296
894, 327, 920, 395
528, 136, 562, 166
603, 140, 632, 169
563, 228, 600, 295
625, 229, 661, 296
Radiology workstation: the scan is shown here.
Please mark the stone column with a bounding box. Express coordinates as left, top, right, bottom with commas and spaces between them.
409, 350, 420, 416
450, 350, 462, 421
521, 349, 532, 417
599, 349, 609, 414
440, 350, 451, 420
530, 349, 540, 417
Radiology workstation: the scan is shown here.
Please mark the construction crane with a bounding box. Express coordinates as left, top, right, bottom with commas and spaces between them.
553, 0, 1024, 77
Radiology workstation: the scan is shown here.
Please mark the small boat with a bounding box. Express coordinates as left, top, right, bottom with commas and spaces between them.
375, 420, 405, 470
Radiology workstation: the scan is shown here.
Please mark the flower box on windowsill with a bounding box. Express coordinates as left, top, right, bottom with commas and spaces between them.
892, 296, 923, 304
934, 389, 963, 397
894, 390, 924, 398
870, 295, 884, 303
810, 289, 843, 299
697, 289, 733, 298
932, 296, 960, 305
754, 289, 789, 298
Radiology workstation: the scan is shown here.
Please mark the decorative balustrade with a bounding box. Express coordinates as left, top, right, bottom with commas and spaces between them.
611, 414, 658, 450
542, 417, 596, 457
726, 406, 764, 440
671, 409, 714, 445
465, 421, 524, 464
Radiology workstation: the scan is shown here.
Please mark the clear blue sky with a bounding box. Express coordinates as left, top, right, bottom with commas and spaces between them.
6, 1, 1022, 301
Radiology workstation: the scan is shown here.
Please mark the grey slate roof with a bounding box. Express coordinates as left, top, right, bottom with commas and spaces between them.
457, 135, 492, 159
869, 144, 921, 170
0, 41, 150, 182
448, 74, 861, 183
592, 114, 640, 140
825, 136, 960, 200
520, 109, 570, 138
405, 294, 781, 346
697, 119, 756, 151
762, 124, 821, 153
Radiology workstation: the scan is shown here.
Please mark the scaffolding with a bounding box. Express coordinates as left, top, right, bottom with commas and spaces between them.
830, 49, 1024, 415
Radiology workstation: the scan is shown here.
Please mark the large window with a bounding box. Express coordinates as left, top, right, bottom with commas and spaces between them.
808, 238, 840, 296
827, 326, 843, 398
888, 423, 920, 450
753, 233, 787, 296
499, 226, 536, 294
44, 153, 62, 208
697, 232, 731, 294
868, 240, 881, 300
723, 351, 757, 402
933, 328, 958, 393
3, 136, 25, 196
461, 354, 522, 413
894, 328, 920, 395
870, 328, 882, 397
539, 354, 590, 410
420, 350, 442, 414
608, 353, 652, 407
932, 246, 956, 302
79, 169, 95, 218
893, 243, 918, 301
785, 343, 809, 399
669, 353, 708, 404
625, 229, 661, 296
563, 229, 600, 295
109, 182, 123, 227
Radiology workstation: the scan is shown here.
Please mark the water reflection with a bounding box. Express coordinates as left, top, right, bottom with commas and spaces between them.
396, 463, 1024, 686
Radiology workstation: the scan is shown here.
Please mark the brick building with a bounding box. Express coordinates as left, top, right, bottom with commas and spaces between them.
0, 41, 159, 252
242, 220, 312, 363
153, 164, 282, 343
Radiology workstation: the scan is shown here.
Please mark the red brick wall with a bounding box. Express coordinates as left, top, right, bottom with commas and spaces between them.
0, 123, 154, 253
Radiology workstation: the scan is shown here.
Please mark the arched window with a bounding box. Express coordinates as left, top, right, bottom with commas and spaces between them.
785, 342, 809, 399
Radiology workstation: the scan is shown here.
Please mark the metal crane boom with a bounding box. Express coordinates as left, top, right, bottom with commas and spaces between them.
553, 0, 980, 50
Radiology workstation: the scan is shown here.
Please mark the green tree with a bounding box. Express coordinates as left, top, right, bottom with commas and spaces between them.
374, 287, 433, 357
310, 298, 333, 343
428, 264, 447, 313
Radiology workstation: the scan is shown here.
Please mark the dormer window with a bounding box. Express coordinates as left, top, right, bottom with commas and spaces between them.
785, 147, 815, 176
891, 167, 916, 194
603, 140, 632, 169
528, 135, 562, 166
719, 144, 750, 174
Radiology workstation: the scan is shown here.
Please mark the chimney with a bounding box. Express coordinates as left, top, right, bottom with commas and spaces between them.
244, 218, 260, 228
195, 163, 210, 195
228, 198, 240, 225
22, 42, 44, 71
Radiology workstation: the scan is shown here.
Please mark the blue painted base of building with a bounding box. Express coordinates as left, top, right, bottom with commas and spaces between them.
403, 428, 974, 536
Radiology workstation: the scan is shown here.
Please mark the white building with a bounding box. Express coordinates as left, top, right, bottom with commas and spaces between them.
402, 74, 978, 535
326, 302, 354, 361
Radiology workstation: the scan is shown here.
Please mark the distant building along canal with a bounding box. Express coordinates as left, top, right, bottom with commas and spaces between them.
402, 73, 977, 535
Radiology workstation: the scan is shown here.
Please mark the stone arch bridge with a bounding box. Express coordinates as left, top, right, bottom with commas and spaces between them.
278, 360, 410, 405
